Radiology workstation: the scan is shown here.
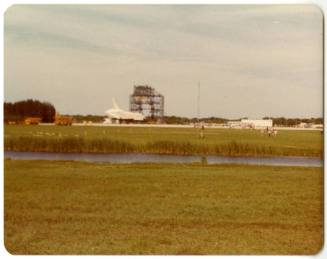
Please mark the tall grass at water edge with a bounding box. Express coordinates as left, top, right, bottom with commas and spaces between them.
4, 136, 322, 157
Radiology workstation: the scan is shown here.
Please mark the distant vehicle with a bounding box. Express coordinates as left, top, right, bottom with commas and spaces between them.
24, 117, 41, 125
105, 98, 144, 124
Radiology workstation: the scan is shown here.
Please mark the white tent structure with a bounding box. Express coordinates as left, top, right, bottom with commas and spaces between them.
241, 119, 273, 129
105, 99, 144, 123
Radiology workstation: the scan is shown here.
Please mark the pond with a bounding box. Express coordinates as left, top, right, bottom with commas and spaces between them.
4, 151, 323, 167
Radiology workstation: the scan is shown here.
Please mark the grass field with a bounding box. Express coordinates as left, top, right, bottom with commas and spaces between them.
4, 160, 323, 255
4, 125, 323, 157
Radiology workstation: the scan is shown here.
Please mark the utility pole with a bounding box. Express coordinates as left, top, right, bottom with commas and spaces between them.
197, 81, 200, 121
197, 81, 204, 139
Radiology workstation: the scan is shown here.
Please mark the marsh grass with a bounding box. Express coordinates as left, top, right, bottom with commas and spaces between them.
146, 140, 207, 155
4, 125, 323, 157
5, 136, 134, 153
4, 135, 321, 157
215, 141, 277, 156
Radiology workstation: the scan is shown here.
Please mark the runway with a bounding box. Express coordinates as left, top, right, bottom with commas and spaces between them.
38, 122, 323, 131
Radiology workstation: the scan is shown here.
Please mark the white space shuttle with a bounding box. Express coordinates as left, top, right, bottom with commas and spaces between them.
104, 98, 144, 123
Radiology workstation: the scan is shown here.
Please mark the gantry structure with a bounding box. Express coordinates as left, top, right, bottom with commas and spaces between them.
130, 85, 164, 118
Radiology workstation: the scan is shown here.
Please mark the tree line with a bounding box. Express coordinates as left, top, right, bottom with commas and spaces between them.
4, 99, 56, 123
3, 99, 323, 126
159, 116, 323, 126
262, 117, 323, 127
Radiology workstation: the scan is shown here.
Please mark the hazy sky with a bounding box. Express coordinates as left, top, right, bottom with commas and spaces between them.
4, 5, 323, 118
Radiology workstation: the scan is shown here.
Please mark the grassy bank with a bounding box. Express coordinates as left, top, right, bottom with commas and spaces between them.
4, 125, 323, 157
4, 160, 323, 254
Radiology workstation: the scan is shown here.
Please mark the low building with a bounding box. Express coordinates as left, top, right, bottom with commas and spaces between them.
241, 119, 273, 129
297, 122, 309, 128
227, 121, 242, 128
312, 124, 323, 129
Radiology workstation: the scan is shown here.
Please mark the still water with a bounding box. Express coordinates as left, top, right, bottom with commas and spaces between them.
4, 151, 322, 167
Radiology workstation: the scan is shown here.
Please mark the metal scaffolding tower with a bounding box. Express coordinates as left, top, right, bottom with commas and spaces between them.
130, 85, 164, 118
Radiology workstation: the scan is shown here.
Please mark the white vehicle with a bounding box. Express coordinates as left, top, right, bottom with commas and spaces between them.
105, 98, 144, 123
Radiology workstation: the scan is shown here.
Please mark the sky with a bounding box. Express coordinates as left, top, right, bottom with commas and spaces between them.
4, 4, 323, 119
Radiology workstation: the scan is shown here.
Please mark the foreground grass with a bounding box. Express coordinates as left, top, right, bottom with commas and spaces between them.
4, 160, 323, 255
4, 125, 323, 157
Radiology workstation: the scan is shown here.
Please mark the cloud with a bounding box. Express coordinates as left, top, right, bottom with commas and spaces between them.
4, 5, 323, 118
5, 23, 113, 54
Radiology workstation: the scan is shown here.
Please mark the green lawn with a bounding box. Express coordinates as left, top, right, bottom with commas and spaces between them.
4, 125, 323, 157
4, 160, 323, 254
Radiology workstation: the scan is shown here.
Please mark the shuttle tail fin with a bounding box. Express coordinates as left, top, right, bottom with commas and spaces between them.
112, 98, 120, 109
